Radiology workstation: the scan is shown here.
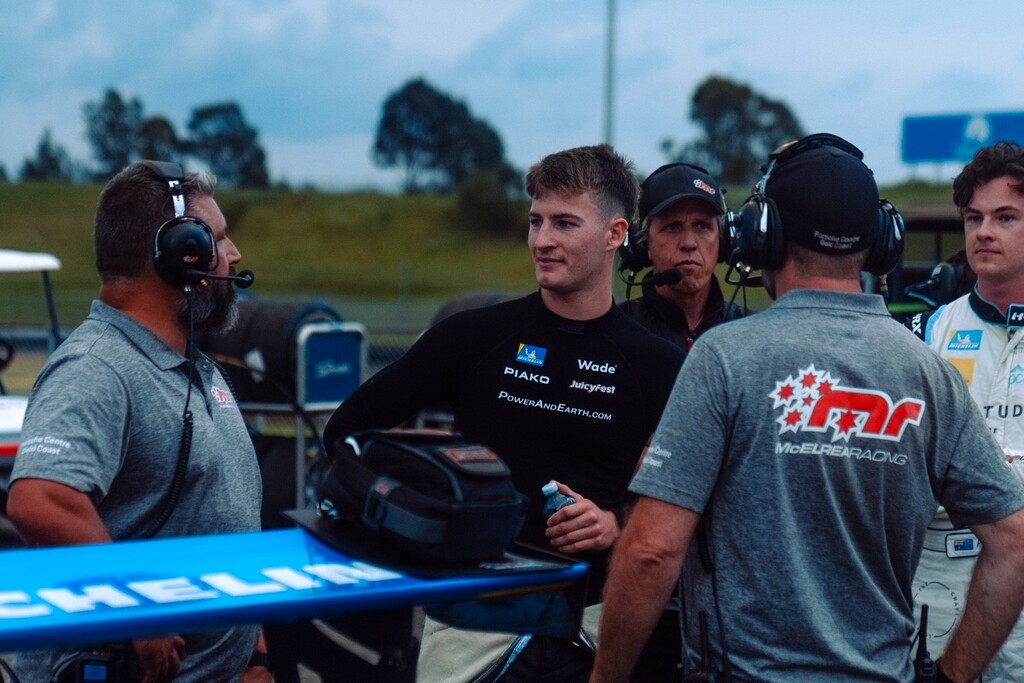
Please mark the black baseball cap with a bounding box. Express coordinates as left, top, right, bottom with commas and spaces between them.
639, 163, 725, 222
765, 139, 879, 255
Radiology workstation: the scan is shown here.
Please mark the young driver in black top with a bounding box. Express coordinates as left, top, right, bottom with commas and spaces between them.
324, 144, 683, 682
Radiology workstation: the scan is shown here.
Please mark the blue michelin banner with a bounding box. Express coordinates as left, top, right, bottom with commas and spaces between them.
0, 526, 587, 651
902, 112, 1024, 163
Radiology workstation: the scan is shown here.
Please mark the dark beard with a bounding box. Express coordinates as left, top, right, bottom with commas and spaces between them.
176, 279, 240, 334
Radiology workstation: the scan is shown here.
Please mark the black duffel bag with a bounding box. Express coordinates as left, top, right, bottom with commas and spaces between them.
318, 430, 526, 565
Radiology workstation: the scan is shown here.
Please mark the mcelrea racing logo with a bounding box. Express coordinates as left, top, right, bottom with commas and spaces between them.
770, 364, 924, 442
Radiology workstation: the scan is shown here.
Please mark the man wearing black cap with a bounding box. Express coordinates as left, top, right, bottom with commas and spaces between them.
591, 134, 1024, 682
616, 163, 744, 680
619, 163, 744, 353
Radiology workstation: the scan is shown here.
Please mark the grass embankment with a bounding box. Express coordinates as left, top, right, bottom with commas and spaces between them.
0, 183, 538, 328
0, 178, 960, 327
0, 179, 962, 393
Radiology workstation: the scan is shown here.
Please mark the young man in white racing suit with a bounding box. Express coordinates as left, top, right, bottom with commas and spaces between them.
909, 140, 1024, 683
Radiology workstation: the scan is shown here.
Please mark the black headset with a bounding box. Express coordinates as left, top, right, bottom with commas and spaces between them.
727, 134, 905, 275
619, 162, 732, 273
144, 160, 218, 288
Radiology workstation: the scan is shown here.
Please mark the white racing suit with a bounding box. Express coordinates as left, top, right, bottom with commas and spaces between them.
909, 291, 1024, 682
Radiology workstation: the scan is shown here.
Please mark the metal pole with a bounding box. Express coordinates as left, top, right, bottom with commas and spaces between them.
603, 0, 616, 145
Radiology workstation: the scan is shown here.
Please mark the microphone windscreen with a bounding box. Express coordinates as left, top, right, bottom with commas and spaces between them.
235, 270, 255, 288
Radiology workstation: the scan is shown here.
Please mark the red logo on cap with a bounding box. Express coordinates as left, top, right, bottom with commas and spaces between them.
693, 179, 716, 195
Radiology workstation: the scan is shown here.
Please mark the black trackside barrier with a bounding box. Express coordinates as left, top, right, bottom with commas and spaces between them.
197, 297, 342, 404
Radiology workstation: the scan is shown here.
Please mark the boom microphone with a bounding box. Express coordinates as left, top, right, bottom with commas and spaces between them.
188, 269, 256, 288
645, 269, 683, 287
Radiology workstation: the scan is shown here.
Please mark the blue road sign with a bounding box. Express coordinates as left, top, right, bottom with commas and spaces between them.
902, 112, 1024, 163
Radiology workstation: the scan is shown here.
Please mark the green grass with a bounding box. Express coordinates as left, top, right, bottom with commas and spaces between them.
0, 183, 540, 329
0, 178, 965, 330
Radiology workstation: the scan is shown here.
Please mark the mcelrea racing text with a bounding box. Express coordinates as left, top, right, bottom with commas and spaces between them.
777, 441, 908, 465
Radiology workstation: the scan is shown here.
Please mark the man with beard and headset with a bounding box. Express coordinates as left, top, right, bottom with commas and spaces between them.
7, 161, 269, 683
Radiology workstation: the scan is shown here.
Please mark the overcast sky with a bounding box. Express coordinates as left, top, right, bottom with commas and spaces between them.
2, 0, 1022, 195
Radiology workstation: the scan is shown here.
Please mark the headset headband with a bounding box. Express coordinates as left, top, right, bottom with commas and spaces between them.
757, 133, 864, 195
141, 160, 187, 218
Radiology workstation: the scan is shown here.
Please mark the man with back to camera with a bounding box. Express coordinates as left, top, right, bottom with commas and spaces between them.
6, 161, 269, 682
589, 133, 1024, 683
322, 144, 684, 682
619, 162, 744, 354
908, 140, 1024, 683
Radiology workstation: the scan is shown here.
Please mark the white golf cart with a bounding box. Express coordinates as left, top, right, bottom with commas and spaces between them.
0, 249, 63, 512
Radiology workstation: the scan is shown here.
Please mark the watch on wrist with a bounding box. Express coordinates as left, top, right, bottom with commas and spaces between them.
247, 651, 271, 668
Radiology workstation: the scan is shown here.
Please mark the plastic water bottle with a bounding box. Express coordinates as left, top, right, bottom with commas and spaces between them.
542, 480, 576, 518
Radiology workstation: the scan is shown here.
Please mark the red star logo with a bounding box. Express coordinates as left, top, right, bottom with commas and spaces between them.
837, 410, 858, 434
778, 384, 795, 400
801, 372, 817, 389
785, 410, 803, 426
818, 380, 833, 395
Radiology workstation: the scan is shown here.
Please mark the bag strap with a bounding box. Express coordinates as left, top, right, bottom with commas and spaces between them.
361, 475, 447, 544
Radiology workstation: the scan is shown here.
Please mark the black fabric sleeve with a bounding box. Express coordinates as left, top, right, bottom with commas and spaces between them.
322, 319, 463, 458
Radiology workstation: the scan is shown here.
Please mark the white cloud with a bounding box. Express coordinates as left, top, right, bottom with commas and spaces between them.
346, 0, 530, 63
1, 0, 1023, 188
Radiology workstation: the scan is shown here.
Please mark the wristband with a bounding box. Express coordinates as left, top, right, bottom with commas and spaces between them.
247, 651, 271, 669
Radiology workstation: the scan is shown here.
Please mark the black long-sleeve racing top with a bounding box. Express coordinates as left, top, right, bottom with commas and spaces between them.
324, 292, 684, 600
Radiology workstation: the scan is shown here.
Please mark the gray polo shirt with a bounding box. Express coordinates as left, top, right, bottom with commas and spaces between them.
12, 299, 262, 680
632, 289, 1024, 682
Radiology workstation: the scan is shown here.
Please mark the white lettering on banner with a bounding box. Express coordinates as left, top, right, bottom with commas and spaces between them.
0, 561, 405, 620
128, 578, 220, 604
0, 592, 51, 618
201, 573, 289, 596
304, 562, 402, 584
262, 567, 322, 589
37, 586, 140, 613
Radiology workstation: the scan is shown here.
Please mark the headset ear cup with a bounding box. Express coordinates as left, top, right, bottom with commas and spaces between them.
864, 200, 905, 276
730, 198, 762, 270
154, 217, 216, 287
732, 195, 785, 271
617, 220, 652, 272
717, 216, 733, 264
